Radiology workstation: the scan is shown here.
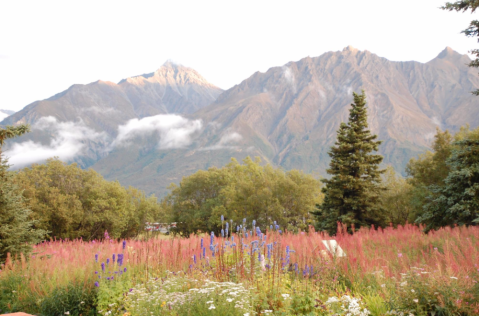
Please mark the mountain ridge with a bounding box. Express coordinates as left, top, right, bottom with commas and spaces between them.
3, 47, 479, 197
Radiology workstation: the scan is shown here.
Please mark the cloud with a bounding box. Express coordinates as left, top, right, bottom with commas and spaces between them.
0, 111, 10, 121
4, 116, 106, 167
201, 131, 242, 150
112, 114, 202, 149
0, 54, 9, 59
80, 106, 118, 114
282, 66, 297, 93
431, 116, 441, 128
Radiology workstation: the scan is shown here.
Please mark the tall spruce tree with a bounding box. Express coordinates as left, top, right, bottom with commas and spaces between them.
313, 91, 385, 235
0, 125, 47, 262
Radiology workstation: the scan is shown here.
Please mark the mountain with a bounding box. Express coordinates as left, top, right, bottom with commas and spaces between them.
92, 47, 479, 196
1, 62, 223, 167
3, 47, 479, 197
3, 61, 222, 134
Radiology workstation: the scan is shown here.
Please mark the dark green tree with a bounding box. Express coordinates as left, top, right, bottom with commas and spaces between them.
417, 134, 479, 231
313, 91, 385, 235
0, 125, 47, 262
442, 1, 479, 95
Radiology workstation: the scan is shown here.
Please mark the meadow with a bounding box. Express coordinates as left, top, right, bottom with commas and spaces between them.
1, 222, 478, 316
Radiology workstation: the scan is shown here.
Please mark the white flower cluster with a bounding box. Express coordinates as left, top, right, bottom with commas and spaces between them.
125, 277, 253, 315
325, 295, 371, 316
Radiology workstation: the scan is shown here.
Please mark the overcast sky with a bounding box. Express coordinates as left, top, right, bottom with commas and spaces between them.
0, 0, 477, 111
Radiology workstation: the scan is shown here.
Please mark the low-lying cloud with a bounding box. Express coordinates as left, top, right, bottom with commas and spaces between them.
4, 116, 106, 167
112, 114, 202, 149
201, 131, 242, 150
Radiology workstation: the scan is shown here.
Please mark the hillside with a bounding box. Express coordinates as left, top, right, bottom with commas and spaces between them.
93, 47, 479, 196
3, 47, 479, 196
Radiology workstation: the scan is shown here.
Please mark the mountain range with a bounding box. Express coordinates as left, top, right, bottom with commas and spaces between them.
3, 47, 479, 196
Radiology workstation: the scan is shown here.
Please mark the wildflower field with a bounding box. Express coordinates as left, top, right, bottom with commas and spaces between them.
1, 223, 478, 316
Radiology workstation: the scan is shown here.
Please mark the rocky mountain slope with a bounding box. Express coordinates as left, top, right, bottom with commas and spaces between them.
3, 47, 479, 197
93, 47, 479, 196
1, 62, 223, 166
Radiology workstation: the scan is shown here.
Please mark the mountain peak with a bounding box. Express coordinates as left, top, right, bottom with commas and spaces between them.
436, 46, 461, 59
343, 45, 359, 54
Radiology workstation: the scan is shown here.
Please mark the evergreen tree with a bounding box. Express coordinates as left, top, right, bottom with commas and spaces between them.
313, 91, 385, 235
442, 1, 479, 95
417, 134, 479, 231
0, 125, 47, 262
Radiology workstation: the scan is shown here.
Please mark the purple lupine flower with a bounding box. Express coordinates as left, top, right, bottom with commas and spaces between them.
270, 225, 273, 230
95, 271, 98, 274
117, 254, 124, 266
106, 258, 110, 265
252, 220, 256, 226
221, 229, 225, 237
122, 240, 126, 250
193, 254, 196, 264
203, 247, 206, 258
245, 232, 248, 238
98, 275, 101, 279
231, 236, 234, 242
225, 228, 228, 236
258, 251, 261, 261
210, 231, 214, 246
95, 282, 99, 287
112, 254, 116, 264
111, 276, 114, 280
107, 277, 110, 280
124, 268, 127, 272
101, 262, 105, 272
225, 222, 229, 230
129, 288, 133, 292
243, 218, 246, 224
221, 215, 224, 222
201, 238, 203, 248
95, 253, 99, 262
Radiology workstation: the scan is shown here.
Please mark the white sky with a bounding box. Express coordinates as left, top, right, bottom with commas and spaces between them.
0, 0, 477, 111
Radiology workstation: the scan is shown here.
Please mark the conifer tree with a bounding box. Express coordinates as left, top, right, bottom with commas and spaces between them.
0, 125, 47, 262
313, 91, 385, 235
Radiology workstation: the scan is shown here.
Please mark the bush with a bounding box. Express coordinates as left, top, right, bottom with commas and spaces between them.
40, 282, 97, 316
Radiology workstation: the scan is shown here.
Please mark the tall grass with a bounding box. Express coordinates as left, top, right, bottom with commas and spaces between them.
1, 224, 478, 315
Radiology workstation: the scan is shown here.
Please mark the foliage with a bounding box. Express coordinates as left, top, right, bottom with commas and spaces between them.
405, 126, 478, 225
40, 282, 98, 316
0, 124, 46, 263
379, 167, 414, 226
0, 124, 30, 147
313, 91, 385, 235
13, 158, 165, 240
442, 0, 479, 95
165, 156, 322, 236
417, 128, 479, 231
392, 268, 479, 316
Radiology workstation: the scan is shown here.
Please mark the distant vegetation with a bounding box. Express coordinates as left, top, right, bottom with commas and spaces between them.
163, 156, 323, 237
13, 158, 166, 241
